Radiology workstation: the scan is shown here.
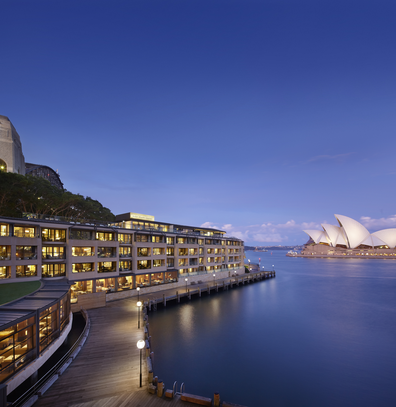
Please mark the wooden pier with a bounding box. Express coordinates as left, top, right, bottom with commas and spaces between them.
34, 270, 275, 407
140, 271, 276, 312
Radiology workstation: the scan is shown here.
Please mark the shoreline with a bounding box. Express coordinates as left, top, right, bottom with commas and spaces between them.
289, 254, 396, 259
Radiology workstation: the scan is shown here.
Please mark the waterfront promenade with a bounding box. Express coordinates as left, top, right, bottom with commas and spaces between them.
35, 271, 273, 406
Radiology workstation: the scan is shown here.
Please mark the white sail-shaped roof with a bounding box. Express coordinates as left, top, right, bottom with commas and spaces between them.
321, 224, 346, 247
372, 229, 396, 248
334, 214, 371, 249
303, 230, 328, 244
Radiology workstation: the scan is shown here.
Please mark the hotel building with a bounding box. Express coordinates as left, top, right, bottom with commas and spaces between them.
0, 212, 244, 392
0, 212, 244, 303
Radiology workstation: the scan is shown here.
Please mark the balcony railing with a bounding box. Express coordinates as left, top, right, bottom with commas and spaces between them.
14, 232, 38, 238
42, 237, 66, 242
98, 266, 116, 273
16, 254, 38, 260
43, 254, 66, 260
137, 265, 151, 270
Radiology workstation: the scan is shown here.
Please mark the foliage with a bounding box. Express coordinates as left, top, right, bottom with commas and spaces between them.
0, 281, 41, 305
0, 172, 115, 222
245, 265, 250, 273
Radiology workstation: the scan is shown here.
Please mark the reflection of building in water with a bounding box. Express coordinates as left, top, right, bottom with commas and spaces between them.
0, 115, 63, 189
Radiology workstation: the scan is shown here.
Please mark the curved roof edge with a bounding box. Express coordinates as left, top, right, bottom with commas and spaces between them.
334, 214, 371, 249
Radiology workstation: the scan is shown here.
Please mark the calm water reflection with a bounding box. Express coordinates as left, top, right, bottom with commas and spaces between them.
148, 251, 396, 406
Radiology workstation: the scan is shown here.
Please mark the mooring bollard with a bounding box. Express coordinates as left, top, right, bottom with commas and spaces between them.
148, 370, 153, 383
157, 381, 164, 397
214, 392, 220, 406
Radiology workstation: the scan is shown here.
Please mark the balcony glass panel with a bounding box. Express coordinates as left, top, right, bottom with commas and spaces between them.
0, 266, 10, 279
119, 260, 132, 271
42, 246, 65, 259
42, 263, 66, 278
16, 265, 37, 278
16, 246, 37, 260
41, 228, 66, 242
72, 263, 94, 273
72, 247, 94, 257
137, 260, 151, 270
14, 227, 36, 238
0, 246, 10, 260
98, 261, 116, 272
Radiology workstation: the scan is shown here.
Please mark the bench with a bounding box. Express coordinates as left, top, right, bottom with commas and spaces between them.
181, 393, 212, 406
190, 281, 196, 285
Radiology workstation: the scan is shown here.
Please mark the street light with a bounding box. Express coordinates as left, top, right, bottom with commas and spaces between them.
137, 301, 142, 329
185, 277, 188, 292
272, 264, 274, 271
248, 259, 251, 271
137, 286, 140, 301
137, 339, 145, 387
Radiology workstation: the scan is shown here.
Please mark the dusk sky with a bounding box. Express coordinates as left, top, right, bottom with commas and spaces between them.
1, 0, 396, 245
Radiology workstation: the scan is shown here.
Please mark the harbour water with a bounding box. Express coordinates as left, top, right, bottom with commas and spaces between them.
148, 251, 396, 406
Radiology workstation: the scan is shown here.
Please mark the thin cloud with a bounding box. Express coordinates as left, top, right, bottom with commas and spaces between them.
360, 215, 396, 230
201, 219, 320, 244
304, 153, 354, 164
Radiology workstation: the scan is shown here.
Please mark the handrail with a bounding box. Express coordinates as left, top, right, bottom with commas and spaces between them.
178, 382, 185, 394
11, 310, 90, 407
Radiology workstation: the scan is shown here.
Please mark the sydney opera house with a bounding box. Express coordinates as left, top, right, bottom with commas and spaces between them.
300, 214, 396, 258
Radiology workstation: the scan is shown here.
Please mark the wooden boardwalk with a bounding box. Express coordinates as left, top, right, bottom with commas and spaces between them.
35, 297, 178, 406
35, 271, 274, 406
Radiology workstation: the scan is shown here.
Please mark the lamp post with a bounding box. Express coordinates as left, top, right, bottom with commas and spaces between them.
248, 259, 251, 271
137, 286, 140, 301
137, 339, 145, 387
137, 301, 142, 329
272, 264, 274, 271
185, 277, 188, 292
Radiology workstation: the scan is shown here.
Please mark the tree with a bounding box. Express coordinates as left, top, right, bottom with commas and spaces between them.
0, 172, 115, 222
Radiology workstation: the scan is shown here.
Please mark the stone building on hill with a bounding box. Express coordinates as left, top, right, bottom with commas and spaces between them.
0, 115, 63, 190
